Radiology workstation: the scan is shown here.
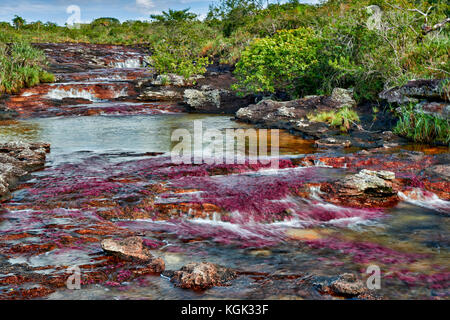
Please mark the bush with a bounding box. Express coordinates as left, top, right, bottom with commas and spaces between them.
149, 22, 215, 78
232, 27, 324, 98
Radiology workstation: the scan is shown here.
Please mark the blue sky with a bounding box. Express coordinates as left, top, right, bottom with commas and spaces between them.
0, 0, 320, 25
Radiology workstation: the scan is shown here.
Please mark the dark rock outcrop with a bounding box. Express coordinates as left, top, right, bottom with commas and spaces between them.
235, 88, 356, 138
137, 72, 254, 113
0, 141, 50, 202
379, 79, 449, 104
164, 262, 236, 290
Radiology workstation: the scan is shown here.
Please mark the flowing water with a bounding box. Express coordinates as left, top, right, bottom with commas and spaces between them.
0, 44, 448, 300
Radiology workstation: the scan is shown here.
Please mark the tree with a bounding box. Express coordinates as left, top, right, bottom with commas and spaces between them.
12, 15, 26, 29
150, 8, 198, 23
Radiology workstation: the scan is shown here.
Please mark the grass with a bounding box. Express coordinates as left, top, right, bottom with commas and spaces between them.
393, 105, 450, 145
308, 106, 360, 132
0, 42, 55, 94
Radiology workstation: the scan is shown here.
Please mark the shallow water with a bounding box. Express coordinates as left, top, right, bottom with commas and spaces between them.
0, 113, 448, 300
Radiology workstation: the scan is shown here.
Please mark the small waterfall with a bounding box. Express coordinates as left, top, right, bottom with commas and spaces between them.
46, 88, 100, 101
110, 58, 143, 68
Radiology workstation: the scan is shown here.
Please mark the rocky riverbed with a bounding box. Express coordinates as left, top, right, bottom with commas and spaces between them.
0, 43, 448, 300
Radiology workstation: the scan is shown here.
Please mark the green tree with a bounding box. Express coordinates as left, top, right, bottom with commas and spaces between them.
150, 8, 198, 23
12, 15, 26, 29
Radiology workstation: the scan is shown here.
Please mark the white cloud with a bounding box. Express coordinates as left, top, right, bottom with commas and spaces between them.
136, 0, 155, 12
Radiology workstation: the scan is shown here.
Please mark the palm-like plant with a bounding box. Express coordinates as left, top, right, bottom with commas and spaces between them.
12, 15, 26, 29
150, 8, 198, 23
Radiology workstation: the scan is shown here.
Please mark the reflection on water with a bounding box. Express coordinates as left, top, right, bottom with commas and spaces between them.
0, 115, 316, 164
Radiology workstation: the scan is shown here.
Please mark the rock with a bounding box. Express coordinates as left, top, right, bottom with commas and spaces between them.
101, 236, 153, 262
424, 164, 450, 181
330, 273, 367, 297
336, 169, 396, 196
151, 74, 204, 87
320, 169, 399, 208
315, 137, 352, 148
0, 105, 18, 120
331, 88, 356, 107
0, 141, 50, 202
235, 90, 355, 138
379, 79, 449, 104
416, 101, 450, 120
183, 86, 252, 113
137, 88, 183, 101
165, 262, 236, 290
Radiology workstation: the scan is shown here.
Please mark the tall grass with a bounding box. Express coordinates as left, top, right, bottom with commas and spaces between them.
308, 106, 360, 132
0, 42, 54, 94
394, 105, 450, 145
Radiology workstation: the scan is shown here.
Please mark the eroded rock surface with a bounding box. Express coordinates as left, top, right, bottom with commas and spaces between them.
320, 169, 399, 208
164, 262, 236, 290
380, 79, 449, 104
101, 236, 165, 272
0, 142, 50, 201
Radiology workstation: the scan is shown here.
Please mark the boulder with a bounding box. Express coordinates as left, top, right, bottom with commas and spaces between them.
164, 262, 236, 290
379, 79, 449, 104
101, 236, 152, 262
416, 101, 450, 120
329, 273, 367, 297
320, 169, 399, 208
331, 88, 356, 107
0, 141, 50, 202
337, 169, 396, 196
183, 85, 253, 113
137, 88, 183, 101
151, 74, 203, 87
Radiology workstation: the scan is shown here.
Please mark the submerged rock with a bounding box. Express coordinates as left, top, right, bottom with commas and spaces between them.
164, 262, 236, 290
0, 104, 18, 120
330, 273, 367, 297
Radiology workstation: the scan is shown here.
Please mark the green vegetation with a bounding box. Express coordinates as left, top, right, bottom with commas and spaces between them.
1, 1, 447, 90
0, 42, 54, 94
394, 105, 450, 145
308, 106, 360, 132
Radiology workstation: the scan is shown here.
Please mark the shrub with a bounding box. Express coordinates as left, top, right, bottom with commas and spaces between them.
232, 27, 324, 98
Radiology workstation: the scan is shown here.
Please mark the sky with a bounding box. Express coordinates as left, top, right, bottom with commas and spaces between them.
0, 0, 320, 26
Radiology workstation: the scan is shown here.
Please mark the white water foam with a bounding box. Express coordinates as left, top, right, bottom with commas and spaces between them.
399, 188, 450, 213
110, 58, 142, 68
46, 88, 101, 101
